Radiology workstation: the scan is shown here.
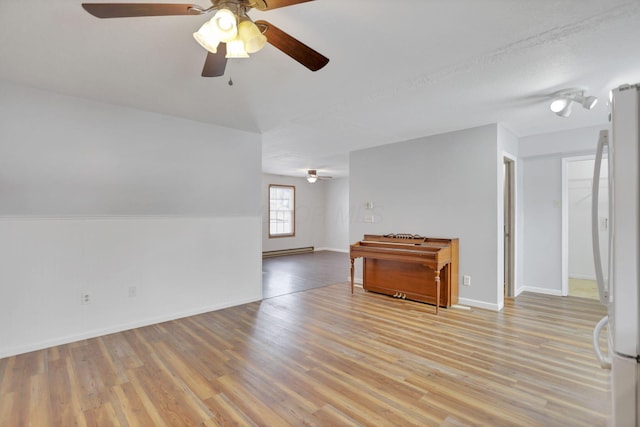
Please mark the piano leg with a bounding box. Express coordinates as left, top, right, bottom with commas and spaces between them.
350, 258, 355, 294
434, 269, 440, 315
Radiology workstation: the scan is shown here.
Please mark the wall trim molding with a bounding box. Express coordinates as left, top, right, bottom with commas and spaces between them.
315, 247, 349, 253
458, 297, 502, 312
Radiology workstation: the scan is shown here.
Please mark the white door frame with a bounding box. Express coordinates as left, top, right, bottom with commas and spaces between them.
503, 153, 517, 298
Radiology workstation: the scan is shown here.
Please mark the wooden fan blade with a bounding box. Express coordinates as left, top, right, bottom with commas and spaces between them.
81, 3, 202, 18
252, 0, 314, 11
201, 45, 227, 77
255, 20, 328, 72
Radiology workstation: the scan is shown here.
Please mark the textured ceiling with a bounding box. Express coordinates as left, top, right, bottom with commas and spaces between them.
2, 0, 640, 178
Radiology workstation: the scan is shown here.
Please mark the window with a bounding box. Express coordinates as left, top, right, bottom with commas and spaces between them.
269, 185, 295, 238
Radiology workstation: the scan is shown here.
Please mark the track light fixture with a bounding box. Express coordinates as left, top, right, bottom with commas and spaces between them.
550, 91, 598, 118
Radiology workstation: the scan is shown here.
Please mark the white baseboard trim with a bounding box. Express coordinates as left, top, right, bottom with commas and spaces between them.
0, 294, 262, 359
519, 286, 563, 296
315, 247, 349, 253
457, 297, 501, 312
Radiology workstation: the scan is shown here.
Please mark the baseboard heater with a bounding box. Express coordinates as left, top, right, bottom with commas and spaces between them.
262, 246, 314, 258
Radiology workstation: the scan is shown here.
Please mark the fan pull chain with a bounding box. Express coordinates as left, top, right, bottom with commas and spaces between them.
227, 60, 234, 86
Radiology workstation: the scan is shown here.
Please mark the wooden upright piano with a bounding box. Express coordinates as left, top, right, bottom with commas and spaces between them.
350, 234, 459, 314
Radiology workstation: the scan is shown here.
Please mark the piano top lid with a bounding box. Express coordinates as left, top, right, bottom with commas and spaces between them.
360, 234, 451, 247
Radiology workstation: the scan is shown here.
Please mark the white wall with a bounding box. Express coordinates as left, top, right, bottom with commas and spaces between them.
350, 124, 501, 310
519, 125, 605, 158
0, 81, 263, 358
262, 174, 326, 252
519, 125, 605, 295
521, 155, 564, 294
568, 159, 596, 279
323, 178, 350, 252
0, 217, 261, 358
261, 175, 350, 253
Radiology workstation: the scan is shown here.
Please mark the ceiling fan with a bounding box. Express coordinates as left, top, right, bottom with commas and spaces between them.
306, 169, 331, 183
81, 0, 329, 77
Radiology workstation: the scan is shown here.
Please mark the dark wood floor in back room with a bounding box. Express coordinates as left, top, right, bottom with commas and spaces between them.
0, 253, 611, 426
262, 250, 350, 299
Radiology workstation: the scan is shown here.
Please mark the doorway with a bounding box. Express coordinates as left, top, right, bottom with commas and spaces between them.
262, 251, 349, 299
562, 156, 607, 299
503, 155, 516, 298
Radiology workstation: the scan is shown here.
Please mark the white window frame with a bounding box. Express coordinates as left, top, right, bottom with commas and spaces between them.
269, 184, 295, 238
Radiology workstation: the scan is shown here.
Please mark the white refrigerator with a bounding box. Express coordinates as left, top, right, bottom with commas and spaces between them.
592, 84, 640, 427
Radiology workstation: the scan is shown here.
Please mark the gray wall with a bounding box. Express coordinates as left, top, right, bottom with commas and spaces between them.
350, 124, 502, 310
0, 81, 263, 358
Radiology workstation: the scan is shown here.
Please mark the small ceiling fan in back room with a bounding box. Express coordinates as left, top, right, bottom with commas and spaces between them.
306, 169, 332, 183
81, 0, 329, 77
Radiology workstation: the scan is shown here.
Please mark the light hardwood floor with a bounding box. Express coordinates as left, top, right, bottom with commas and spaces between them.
0, 285, 610, 426
262, 251, 350, 298
569, 278, 599, 300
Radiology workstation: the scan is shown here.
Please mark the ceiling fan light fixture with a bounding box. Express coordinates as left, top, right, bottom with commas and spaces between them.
238, 20, 267, 54
225, 38, 250, 58
81, 1, 330, 78
193, 21, 221, 53
211, 8, 237, 43
307, 169, 318, 183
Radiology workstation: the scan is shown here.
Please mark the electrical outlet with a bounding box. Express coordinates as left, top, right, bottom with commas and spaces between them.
81, 292, 91, 305
128, 286, 137, 297
463, 275, 471, 286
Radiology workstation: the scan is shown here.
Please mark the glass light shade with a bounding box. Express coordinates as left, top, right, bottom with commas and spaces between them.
225, 38, 250, 58
307, 176, 318, 183
193, 21, 220, 53
211, 9, 237, 43
238, 20, 267, 54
